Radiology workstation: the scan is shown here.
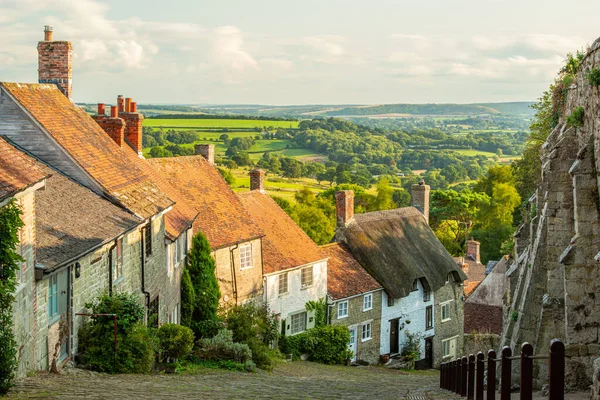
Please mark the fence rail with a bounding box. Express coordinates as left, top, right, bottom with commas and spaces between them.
439, 339, 565, 400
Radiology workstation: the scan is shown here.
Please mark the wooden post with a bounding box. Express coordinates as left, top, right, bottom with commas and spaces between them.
461, 356, 468, 397
468, 354, 475, 399
476, 352, 484, 400
548, 339, 565, 400
520, 342, 533, 400
455, 359, 461, 394
501, 347, 512, 400
440, 362, 444, 389
488, 349, 497, 400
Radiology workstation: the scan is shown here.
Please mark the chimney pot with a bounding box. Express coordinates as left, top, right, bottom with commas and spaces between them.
195, 144, 215, 165
125, 97, 132, 112
465, 238, 481, 263
44, 25, 53, 41
117, 95, 125, 113
335, 190, 355, 227
411, 179, 430, 223
97, 103, 105, 115
249, 169, 265, 192
131, 102, 137, 112
110, 106, 118, 118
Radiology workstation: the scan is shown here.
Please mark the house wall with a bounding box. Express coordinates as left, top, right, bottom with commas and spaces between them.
214, 238, 263, 306
11, 190, 37, 378
433, 281, 465, 368
264, 260, 327, 331
330, 290, 383, 364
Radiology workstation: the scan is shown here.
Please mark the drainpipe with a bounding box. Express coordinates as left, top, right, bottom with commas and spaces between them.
108, 242, 116, 295
140, 227, 151, 311
229, 244, 239, 304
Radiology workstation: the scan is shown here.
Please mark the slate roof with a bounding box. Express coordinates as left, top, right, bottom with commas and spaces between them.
466, 256, 509, 306
0, 136, 48, 200
238, 190, 324, 274
35, 163, 142, 271
148, 156, 263, 249
335, 206, 467, 299
321, 242, 381, 300
0, 83, 173, 221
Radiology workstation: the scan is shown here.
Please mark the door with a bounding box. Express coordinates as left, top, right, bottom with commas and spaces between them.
424, 337, 433, 368
58, 269, 69, 360
389, 318, 399, 354
449, 337, 457, 359
348, 327, 357, 361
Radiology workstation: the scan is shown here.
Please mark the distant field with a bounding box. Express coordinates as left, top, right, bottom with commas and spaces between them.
230, 168, 329, 201
144, 118, 299, 129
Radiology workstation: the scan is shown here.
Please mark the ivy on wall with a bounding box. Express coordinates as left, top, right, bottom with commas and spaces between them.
0, 200, 24, 394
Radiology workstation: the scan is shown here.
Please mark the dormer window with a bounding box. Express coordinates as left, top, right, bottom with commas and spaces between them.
411, 279, 418, 291
301, 266, 314, 289
240, 244, 253, 269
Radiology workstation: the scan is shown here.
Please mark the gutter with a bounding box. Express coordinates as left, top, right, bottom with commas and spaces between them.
229, 243, 239, 304
140, 224, 151, 311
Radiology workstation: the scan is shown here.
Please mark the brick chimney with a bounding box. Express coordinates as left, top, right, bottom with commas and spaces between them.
411, 179, 430, 223
195, 144, 215, 165
93, 105, 125, 147
249, 169, 265, 192
465, 237, 481, 263
335, 190, 354, 227
38, 26, 73, 101
118, 96, 144, 157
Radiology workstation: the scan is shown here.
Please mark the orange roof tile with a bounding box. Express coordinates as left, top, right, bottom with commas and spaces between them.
0, 137, 48, 200
148, 156, 263, 248
321, 242, 382, 300
1, 83, 173, 220
238, 190, 324, 274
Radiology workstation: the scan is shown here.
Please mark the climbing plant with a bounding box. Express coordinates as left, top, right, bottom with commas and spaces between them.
0, 200, 24, 394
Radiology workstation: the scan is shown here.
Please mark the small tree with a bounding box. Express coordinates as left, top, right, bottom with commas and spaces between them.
186, 232, 220, 338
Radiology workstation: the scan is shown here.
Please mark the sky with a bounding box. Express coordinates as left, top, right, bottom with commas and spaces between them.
1, 0, 599, 105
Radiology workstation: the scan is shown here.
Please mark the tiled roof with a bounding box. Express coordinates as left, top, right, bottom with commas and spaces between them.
148, 156, 263, 248
452, 257, 486, 285
35, 163, 142, 270
238, 190, 324, 274
0, 136, 47, 200
1, 83, 173, 220
321, 242, 381, 300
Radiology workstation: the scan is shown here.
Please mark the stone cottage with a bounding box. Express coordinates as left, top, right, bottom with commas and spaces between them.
238, 170, 328, 336
453, 238, 486, 296
321, 242, 383, 364
333, 186, 466, 368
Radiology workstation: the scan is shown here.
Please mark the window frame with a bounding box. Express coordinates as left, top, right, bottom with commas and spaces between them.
423, 289, 431, 302
426, 305, 433, 330
441, 300, 452, 322
48, 274, 59, 323
300, 266, 314, 289
167, 242, 173, 278
239, 243, 253, 270
112, 237, 124, 284
442, 336, 457, 358
361, 322, 372, 342
278, 272, 289, 296
144, 222, 152, 258
16, 228, 24, 286
363, 293, 373, 311
411, 279, 418, 291
337, 301, 349, 319
289, 311, 307, 335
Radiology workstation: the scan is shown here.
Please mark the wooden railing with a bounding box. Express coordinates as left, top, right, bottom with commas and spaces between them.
439, 339, 565, 400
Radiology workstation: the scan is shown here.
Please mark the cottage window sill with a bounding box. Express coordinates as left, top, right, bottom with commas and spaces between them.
441, 318, 451, 323
48, 314, 60, 327
363, 307, 372, 312
113, 276, 124, 286
426, 326, 434, 331
337, 314, 348, 320
278, 291, 289, 298
300, 285, 313, 291
361, 337, 372, 343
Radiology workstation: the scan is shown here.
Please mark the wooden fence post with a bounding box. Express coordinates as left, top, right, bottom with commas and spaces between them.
549, 339, 565, 400
441, 362, 445, 389
461, 356, 468, 397
501, 347, 512, 400
488, 349, 497, 400
455, 359, 461, 394
520, 342, 533, 400
468, 354, 475, 399
476, 352, 484, 400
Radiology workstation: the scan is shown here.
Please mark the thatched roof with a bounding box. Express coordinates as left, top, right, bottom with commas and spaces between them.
335, 207, 466, 299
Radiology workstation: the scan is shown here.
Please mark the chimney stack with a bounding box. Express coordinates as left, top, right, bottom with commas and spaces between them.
465, 238, 481, 263
249, 169, 265, 192
38, 26, 73, 101
117, 95, 125, 112
93, 105, 125, 147
118, 96, 144, 157
195, 144, 215, 165
97, 103, 105, 115
335, 190, 354, 227
411, 179, 430, 223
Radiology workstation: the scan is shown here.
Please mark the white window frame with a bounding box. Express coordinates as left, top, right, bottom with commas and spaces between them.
363, 293, 373, 311
361, 322, 372, 342
337, 301, 349, 319
289, 311, 307, 335
278, 273, 288, 296
167, 243, 173, 278
16, 228, 24, 286
112, 237, 124, 284
300, 266, 314, 289
239, 243, 253, 270
173, 238, 180, 267
48, 274, 58, 322
442, 336, 458, 358
441, 300, 452, 322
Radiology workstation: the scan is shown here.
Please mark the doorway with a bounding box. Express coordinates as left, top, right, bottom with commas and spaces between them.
389, 318, 399, 354
348, 327, 357, 361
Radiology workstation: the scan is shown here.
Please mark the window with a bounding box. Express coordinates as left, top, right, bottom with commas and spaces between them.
426, 305, 433, 329
387, 296, 394, 307
441, 301, 452, 322
144, 222, 152, 257
48, 274, 58, 320
442, 337, 457, 358
337, 301, 348, 318
363, 293, 373, 311
167, 243, 172, 278
290, 312, 307, 335
16, 229, 24, 285
179, 232, 186, 265
170, 303, 179, 324
362, 322, 372, 341
112, 238, 123, 283
173, 238, 181, 267
240, 244, 253, 269
301, 266, 313, 288
411, 279, 418, 291
423, 290, 431, 302
148, 296, 159, 328
278, 273, 288, 295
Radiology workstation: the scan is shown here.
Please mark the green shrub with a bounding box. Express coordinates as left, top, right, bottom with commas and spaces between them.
279, 325, 351, 365
511, 311, 519, 322
400, 331, 422, 361
195, 329, 252, 363
567, 106, 585, 128
178, 355, 256, 373
305, 299, 327, 328
157, 324, 194, 363
587, 68, 600, 85
85, 293, 145, 334
180, 267, 195, 328
193, 319, 223, 340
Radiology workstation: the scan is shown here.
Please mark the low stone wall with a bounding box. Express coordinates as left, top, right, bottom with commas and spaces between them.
461, 333, 501, 358
592, 358, 600, 399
